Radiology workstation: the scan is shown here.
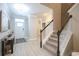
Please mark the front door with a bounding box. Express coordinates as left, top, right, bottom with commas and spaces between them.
14, 19, 25, 39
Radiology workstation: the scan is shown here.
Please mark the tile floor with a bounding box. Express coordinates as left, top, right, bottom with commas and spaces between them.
8, 40, 52, 56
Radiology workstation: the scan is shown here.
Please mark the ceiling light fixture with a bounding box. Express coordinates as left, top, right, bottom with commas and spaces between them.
13, 4, 30, 13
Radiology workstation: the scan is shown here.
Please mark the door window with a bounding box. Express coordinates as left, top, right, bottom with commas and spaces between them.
15, 19, 24, 27
17, 23, 23, 27
15, 19, 24, 22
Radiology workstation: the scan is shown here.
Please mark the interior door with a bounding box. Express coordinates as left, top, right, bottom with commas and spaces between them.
14, 19, 25, 39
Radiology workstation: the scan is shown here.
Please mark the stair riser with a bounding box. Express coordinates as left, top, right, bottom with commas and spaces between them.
53, 32, 57, 34
51, 35, 58, 38
43, 45, 57, 56
43, 32, 58, 56
46, 41, 57, 49
49, 39, 57, 43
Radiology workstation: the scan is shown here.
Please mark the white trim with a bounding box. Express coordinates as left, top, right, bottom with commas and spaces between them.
68, 4, 78, 13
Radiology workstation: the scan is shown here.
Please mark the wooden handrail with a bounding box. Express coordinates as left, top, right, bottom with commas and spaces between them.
40, 19, 54, 48
57, 4, 75, 55
57, 15, 72, 56
40, 19, 54, 32
59, 15, 72, 34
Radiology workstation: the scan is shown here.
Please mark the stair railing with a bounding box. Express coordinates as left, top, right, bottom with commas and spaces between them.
40, 19, 54, 48
57, 14, 72, 56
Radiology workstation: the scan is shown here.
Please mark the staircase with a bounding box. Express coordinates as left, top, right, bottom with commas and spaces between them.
40, 14, 72, 56
40, 3, 74, 56
43, 32, 58, 56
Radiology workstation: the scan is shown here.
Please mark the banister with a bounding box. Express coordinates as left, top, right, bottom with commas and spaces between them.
59, 15, 72, 34
57, 14, 72, 56
40, 19, 54, 48
40, 19, 54, 32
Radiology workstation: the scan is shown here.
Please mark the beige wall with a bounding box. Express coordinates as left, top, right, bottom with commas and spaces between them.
41, 3, 61, 32
41, 3, 74, 32
61, 3, 74, 15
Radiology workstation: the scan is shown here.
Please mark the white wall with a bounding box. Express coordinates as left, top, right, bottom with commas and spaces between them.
0, 4, 11, 32
28, 11, 53, 41
42, 11, 53, 25
24, 16, 29, 39
39, 12, 53, 45
69, 4, 79, 51
27, 12, 53, 47
41, 3, 61, 32
28, 15, 40, 40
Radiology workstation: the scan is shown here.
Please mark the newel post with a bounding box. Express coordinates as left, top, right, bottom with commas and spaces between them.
40, 30, 42, 48
57, 30, 60, 56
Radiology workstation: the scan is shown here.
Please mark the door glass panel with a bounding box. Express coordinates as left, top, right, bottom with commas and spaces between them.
15, 19, 24, 22
17, 22, 23, 27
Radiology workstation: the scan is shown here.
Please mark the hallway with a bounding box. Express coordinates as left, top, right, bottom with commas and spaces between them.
9, 40, 53, 56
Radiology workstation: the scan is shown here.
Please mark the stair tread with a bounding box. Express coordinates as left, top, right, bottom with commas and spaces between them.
43, 32, 58, 56
47, 40, 57, 47
53, 32, 57, 35
49, 37, 57, 42
51, 34, 58, 38
43, 43, 57, 55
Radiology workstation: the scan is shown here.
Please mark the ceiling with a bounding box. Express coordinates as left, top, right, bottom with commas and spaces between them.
7, 3, 52, 16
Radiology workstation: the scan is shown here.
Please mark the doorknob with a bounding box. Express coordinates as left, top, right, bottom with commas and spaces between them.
23, 28, 24, 30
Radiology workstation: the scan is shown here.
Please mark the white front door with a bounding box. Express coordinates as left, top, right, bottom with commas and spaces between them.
14, 19, 25, 39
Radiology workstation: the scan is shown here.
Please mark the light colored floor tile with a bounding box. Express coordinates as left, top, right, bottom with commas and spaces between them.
9, 40, 52, 56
